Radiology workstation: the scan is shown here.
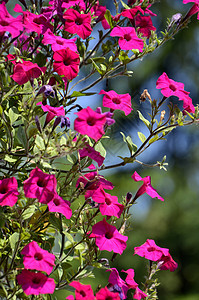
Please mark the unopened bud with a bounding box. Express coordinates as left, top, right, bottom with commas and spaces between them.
126, 192, 132, 203
140, 89, 152, 102
35, 116, 42, 133
160, 110, 166, 122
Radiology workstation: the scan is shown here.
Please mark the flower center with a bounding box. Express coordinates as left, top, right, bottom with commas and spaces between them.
37, 179, 46, 188
169, 84, 177, 91
53, 198, 60, 206
105, 232, 113, 239
63, 58, 70, 66
56, 39, 64, 45
80, 290, 86, 297
34, 252, 43, 261
32, 277, 41, 284
112, 97, 121, 104
147, 247, 156, 252
75, 17, 83, 26
87, 117, 96, 126
0, 186, 7, 194
124, 34, 131, 41
0, 20, 9, 26
105, 197, 111, 205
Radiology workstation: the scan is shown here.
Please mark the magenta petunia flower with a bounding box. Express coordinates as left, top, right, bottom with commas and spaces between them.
49, 0, 86, 10
63, 8, 92, 39
23, 167, 57, 203
107, 268, 129, 299
79, 143, 105, 167
53, 48, 80, 81
0, 177, 19, 207
17, 269, 55, 295
121, 7, 144, 19
76, 171, 114, 191
36, 102, 65, 126
74, 106, 106, 141
42, 29, 77, 52
156, 72, 195, 113
85, 186, 107, 204
47, 194, 72, 219
0, 3, 24, 38
21, 241, 55, 275
99, 191, 124, 218
134, 239, 169, 261
89, 218, 128, 254
99, 90, 132, 116
96, 286, 120, 300
11, 61, 44, 85
132, 171, 164, 201
135, 15, 156, 38
110, 26, 144, 51
133, 287, 147, 300
122, 269, 138, 289
157, 253, 178, 272
183, 0, 199, 19
69, 281, 95, 300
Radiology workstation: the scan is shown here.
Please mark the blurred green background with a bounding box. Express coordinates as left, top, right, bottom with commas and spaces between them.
6, 0, 199, 299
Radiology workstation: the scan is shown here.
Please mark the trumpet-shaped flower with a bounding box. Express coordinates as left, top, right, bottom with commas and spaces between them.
63, 8, 92, 39
23, 167, 57, 203
79, 143, 105, 167
99, 191, 124, 218
21, 241, 55, 275
96, 287, 120, 300
110, 26, 144, 51
42, 29, 77, 52
156, 72, 195, 113
135, 15, 156, 38
36, 102, 65, 126
17, 270, 55, 295
107, 268, 129, 299
69, 281, 95, 300
11, 61, 44, 85
74, 106, 106, 141
99, 90, 132, 116
77, 171, 114, 191
133, 287, 147, 300
0, 177, 19, 207
89, 218, 128, 254
47, 194, 72, 219
134, 239, 169, 261
53, 48, 80, 81
0, 3, 23, 38
132, 171, 164, 201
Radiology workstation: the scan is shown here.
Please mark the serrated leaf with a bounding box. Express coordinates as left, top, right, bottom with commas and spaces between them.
137, 110, 150, 128
138, 132, 146, 143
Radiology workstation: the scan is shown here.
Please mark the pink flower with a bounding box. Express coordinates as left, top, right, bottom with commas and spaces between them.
156, 72, 195, 113
89, 218, 128, 254
131, 171, 164, 201
85, 187, 107, 204
79, 143, 105, 167
77, 172, 114, 191
110, 26, 144, 51
23, 167, 57, 203
53, 48, 80, 81
135, 15, 156, 38
0, 177, 19, 207
11, 61, 44, 85
21, 241, 55, 275
69, 281, 95, 300
157, 253, 178, 272
122, 269, 138, 289
0, 3, 23, 38
36, 102, 65, 126
121, 7, 144, 19
133, 287, 147, 300
59, 0, 86, 10
99, 191, 124, 218
17, 270, 55, 295
42, 29, 77, 52
183, 0, 199, 19
96, 287, 120, 300
74, 106, 106, 141
47, 194, 72, 219
63, 8, 92, 39
107, 268, 129, 299
134, 239, 169, 261
99, 90, 132, 116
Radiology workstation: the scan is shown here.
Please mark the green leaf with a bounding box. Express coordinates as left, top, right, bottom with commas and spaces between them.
9, 232, 20, 251
149, 134, 159, 145
21, 205, 36, 220
120, 132, 137, 155
2, 85, 18, 101
8, 107, 19, 125
70, 91, 96, 98
104, 10, 113, 28
118, 156, 135, 164
17, 125, 27, 149
90, 59, 104, 75
95, 141, 106, 158
35, 135, 45, 150
120, 0, 130, 9
49, 214, 62, 231
87, 57, 105, 64
137, 110, 150, 128
138, 132, 147, 143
